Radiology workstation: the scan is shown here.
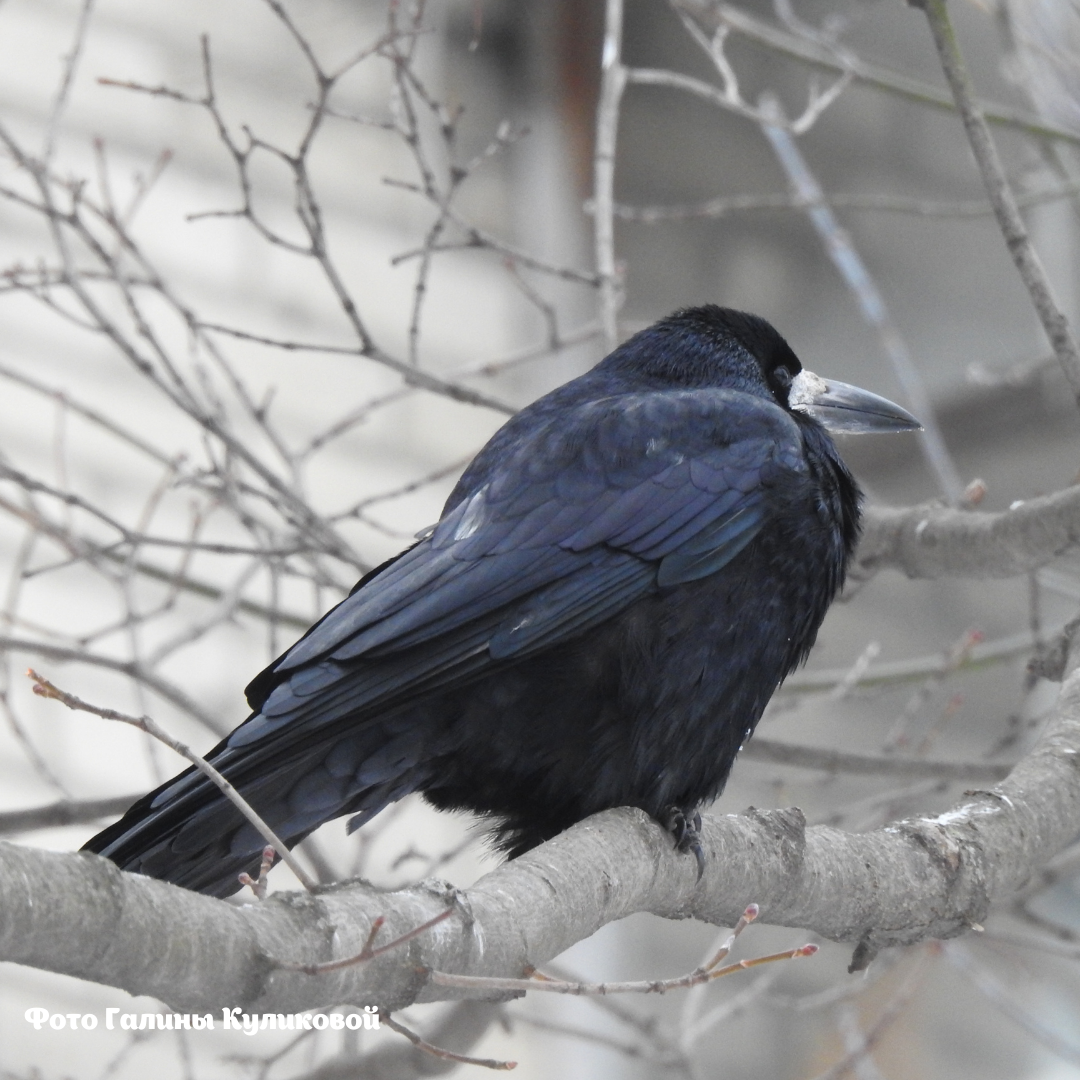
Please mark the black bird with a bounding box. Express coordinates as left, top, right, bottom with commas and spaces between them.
84, 306, 919, 896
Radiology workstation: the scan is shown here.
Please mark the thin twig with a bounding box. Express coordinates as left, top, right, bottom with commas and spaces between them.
661, 10, 852, 135
759, 98, 963, 503
807, 950, 930, 1080
670, 0, 1080, 145
0, 495, 313, 630
510, 1011, 686, 1067
43, 0, 96, 164
430, 905, 817, 997
945, 942, 1080, 1068
783, 619, 1065, 694
743, 738, 1007, 782
0, 795, 142, 835
238, 845, 275, 900
610, 180, 1080, 223
27, 669, 317, 892
382, 1014, 517, 1071
280, 908, 453, 975
883, 628, 983, 753
912, 0, 1080, 406
594, 0, 628, 350
0, 634, 228, 735
430, 944, 817, 996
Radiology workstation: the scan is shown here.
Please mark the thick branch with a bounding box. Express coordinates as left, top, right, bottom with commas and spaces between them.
857, 488, 1080, 580
3, 653, 1080, 1013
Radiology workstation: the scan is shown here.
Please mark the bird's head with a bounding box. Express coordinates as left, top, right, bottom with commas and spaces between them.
607, 304, 922, 435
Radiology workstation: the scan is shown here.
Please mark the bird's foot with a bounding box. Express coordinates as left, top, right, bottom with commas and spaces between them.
661, 806, 705, 880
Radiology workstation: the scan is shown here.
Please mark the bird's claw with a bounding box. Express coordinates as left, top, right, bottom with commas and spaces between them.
662, 807, 705, 880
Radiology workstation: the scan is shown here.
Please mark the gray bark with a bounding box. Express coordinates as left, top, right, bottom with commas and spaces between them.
858, 489, 1080, 579
3, 653, 1080, 1014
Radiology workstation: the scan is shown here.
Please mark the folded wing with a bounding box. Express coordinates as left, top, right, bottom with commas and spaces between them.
84, 387, 807, 895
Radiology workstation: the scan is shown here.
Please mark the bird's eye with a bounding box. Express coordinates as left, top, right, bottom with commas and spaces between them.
772, 366, 793, 394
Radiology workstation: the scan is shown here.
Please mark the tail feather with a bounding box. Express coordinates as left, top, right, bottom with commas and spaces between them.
82, 726, 434, 897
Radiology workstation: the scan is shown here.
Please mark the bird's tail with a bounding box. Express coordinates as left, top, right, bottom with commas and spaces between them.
82, 724, 432, 897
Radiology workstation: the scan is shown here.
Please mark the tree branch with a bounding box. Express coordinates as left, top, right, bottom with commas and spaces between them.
594, 0, 628, 349
29, 670, 317, 892
295, 1003, 508, 1080
669, 0, 1080, 146
0, 795, 141, 835
857, 489, 1080, 581
4, 644, 1080, 1013
742, 738, 1008, 782
758, 102, 962, 503
911, 0, 1080, 406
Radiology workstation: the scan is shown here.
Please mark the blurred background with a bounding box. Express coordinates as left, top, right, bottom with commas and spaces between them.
1, 0, 1080, 1076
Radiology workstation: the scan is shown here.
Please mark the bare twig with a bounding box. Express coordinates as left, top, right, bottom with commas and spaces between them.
382, 1014, 517, 1072
807, 949, 930, 1080
783, 619, 1062, 694
670, 0, 1080, 145
0, 635, 227, 734
594, 0, 628, 349
428, 944, 818, 996
673, 9, 852, 134
611, 180, 1080, 224
509, 1011, 684, 1067
743, 737, 1008, 782
27, 669, 317, 891
238, 845, 276, 900
43, 0, 96, 164
759, 100, 963, 503
281, 908, 453, 976
429, 905, 818, 997
0, 794, 141, 835
912, 0, 1080, 405
945, 942, 1080, 1067
883, 629, 983, 753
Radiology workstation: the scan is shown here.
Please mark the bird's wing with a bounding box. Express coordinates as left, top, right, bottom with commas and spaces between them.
244, 389, 807, 721
84, 388, 808, 892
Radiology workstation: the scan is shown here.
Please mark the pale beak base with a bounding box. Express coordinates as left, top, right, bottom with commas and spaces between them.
790, 370, 922, 434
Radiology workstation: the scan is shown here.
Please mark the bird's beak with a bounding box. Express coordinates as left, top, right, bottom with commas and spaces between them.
789, 370, 922, 434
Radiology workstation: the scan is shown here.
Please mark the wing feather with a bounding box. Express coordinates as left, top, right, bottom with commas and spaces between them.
85, 386, 812, 895
172, 389, 806, 775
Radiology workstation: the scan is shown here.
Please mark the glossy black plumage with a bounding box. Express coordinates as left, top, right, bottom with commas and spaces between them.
85, 306, 881, 897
